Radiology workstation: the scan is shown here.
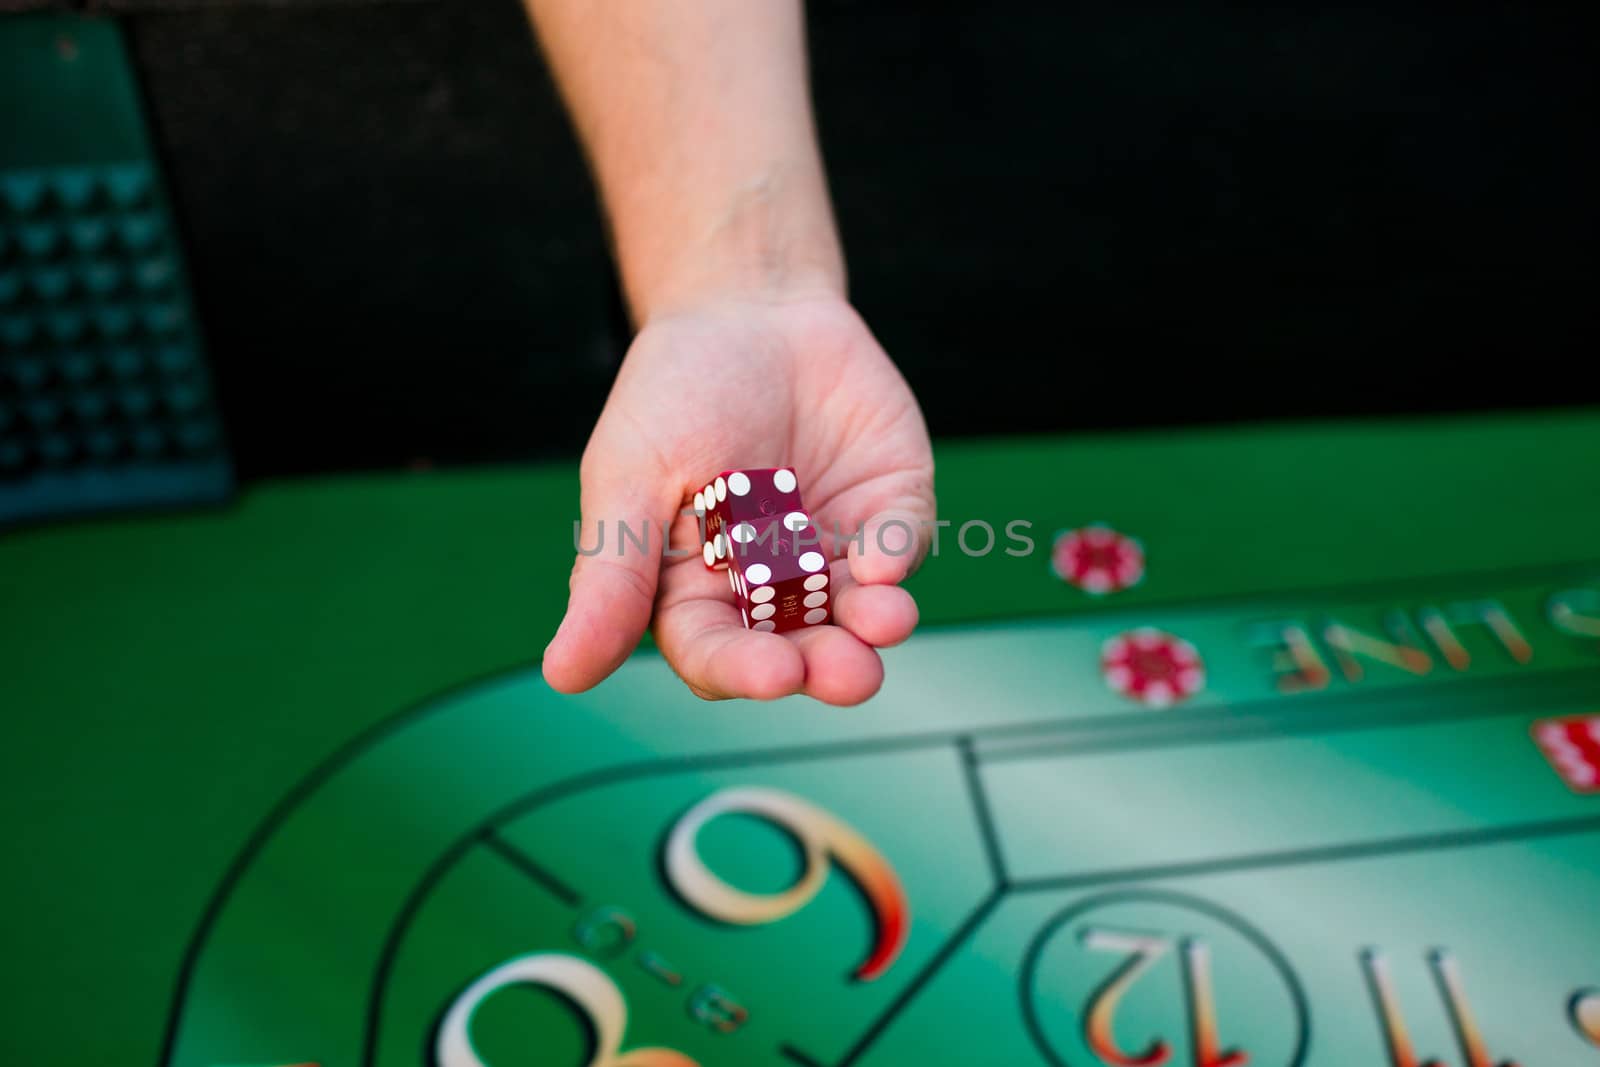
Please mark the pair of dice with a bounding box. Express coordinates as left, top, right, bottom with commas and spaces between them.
694, 467, 832, 633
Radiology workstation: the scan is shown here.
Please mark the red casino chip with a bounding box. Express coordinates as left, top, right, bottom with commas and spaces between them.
1101, 628, 1205, 708
1052, 524, 1145, 596
1531, 714, 1600, 794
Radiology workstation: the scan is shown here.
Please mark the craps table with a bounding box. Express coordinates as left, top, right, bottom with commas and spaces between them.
172, 571, 1600, 1067
4, 414, 1598, 1067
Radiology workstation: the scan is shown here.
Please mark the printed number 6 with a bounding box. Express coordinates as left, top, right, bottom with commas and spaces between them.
663, 786, 908, 981
435, 953, 698, 1067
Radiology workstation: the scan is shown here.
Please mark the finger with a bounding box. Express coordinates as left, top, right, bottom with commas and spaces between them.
653, 594, 807, 701
542, 478, 679, 695
827, 563, 919, 648
788, 623, 886, 706
849, 497, 937, 587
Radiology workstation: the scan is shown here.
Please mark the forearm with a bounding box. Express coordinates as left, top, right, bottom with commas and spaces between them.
524, 0, 844, 322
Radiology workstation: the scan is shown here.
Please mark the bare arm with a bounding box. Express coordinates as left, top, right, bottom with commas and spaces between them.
526, 0, 843, 321
527, 0, 935, 705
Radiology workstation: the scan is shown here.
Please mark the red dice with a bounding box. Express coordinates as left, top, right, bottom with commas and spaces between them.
696, 468, 832, 632
694, 467, 804, 569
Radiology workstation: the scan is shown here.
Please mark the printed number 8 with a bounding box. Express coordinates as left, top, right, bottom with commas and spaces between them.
435, 953, 698, 1067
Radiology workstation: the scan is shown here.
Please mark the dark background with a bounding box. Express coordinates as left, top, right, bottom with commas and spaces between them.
44, 1, 1600, 477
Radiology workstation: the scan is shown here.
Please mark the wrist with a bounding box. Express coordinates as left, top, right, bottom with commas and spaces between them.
619, 162, 848, 325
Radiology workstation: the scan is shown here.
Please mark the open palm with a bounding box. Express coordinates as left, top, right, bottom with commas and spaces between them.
542, 295, 935, 705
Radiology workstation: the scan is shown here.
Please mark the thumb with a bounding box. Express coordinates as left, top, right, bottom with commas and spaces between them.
542, 473, 680, 694
847, 484, 938, 587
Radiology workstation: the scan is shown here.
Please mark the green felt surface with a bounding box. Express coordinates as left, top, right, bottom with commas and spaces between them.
2, 410, 1599, 1064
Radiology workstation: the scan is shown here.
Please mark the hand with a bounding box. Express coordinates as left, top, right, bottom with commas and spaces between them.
542, 292, 935, 705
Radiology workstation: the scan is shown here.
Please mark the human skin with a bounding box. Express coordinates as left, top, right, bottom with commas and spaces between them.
526, 0, 935, 705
